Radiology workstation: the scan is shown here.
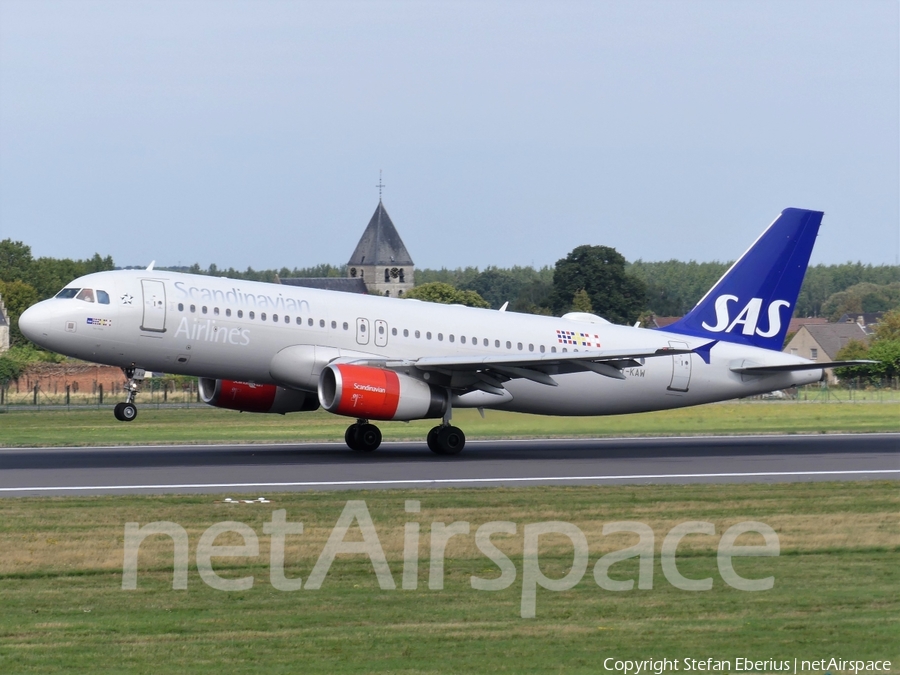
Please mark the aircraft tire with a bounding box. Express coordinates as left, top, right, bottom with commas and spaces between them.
345, 424, 361, 451
117, 402, 138, 422
426, 426, 441, 454
356, 424, 382, 452
435, 426, 465, 455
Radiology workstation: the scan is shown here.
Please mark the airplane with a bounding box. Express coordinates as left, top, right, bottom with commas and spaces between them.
18, 207, 872, 455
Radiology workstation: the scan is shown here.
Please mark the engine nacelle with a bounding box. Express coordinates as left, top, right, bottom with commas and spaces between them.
198, 378, 319, 414
318, 364, 447, 421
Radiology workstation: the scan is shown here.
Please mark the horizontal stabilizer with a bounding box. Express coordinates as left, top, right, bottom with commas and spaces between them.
731, 360, 878, 375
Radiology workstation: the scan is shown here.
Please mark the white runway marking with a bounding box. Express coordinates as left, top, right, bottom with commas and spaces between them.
2, 469, 898, 493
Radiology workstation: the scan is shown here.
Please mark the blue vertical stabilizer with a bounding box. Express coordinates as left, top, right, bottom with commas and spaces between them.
665, 208, 823, 351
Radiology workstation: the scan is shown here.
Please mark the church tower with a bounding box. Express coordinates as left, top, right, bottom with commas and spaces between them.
347, 199, 415, 297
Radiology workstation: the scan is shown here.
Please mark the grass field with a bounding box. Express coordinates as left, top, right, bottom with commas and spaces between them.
0, 482, 897, 674
0, 400, 898, 447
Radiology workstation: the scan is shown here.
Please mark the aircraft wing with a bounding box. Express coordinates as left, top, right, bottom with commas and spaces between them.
347, 344, 705, 392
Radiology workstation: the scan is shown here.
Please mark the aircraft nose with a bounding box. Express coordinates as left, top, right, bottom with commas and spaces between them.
18, 302, 52, 345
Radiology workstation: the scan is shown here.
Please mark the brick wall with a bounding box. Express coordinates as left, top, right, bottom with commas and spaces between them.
14, 362, 128, 395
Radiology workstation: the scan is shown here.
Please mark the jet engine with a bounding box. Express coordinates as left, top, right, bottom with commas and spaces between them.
318, 363, 447, 421
198, 378, 319, 414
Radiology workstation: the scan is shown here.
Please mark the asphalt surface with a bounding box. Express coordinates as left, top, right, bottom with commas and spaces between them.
0, 433, 897, 497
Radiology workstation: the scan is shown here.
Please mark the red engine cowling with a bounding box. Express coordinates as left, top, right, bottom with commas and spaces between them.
318, 364, 447, 421
198, 378, 319, 414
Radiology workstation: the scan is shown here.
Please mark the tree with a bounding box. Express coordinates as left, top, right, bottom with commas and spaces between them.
833, 310, 900, 383
0, 280, 40, 346
821, 282, 900, 321
461, 268, 522, 310
0, 355, 21, 385
550, 245, 646, 324
872, 309, 900, 341
571, 289, 594, 313
404, 282, 490, 308
0, 239, 34, 283
627, 259, 729, 316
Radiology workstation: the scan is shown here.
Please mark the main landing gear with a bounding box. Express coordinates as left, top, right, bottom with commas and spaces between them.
113, 367, 145, 422
427, 424, 466, 455
342, 420, 467, 455
345, 420, 383, 452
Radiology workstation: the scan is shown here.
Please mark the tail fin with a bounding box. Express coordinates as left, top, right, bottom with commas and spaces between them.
665, 208, 823, 351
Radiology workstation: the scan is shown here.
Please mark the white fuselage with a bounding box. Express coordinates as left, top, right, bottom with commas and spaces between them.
21, 270, 823, 417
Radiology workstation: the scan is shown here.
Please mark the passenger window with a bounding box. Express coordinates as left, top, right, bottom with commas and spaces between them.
76, 288, 95, 303
529, 344, 534, 352
483, 338, 488, 347
308, 318, 313, 326
249, 311, 255, 320
284, 315, 290, 324
178, 303, 184, 312
202, 306, 208, 314
331, 321, 337, 329
97, 290, 110, 304
495, 340, 500, 348
404, 329, 409, 337
226, 308, 231, 317
237, 310, 243, 318
56, 288, 80, 299
319, 319, 325, 328
449, 334, 454, 342
214, 307, 220, 316
190, 305, 196, 313
296, 317, 302, 325
343, 322, 349, 330
518, 343, 523, 350
551, 346, 557, 353
272, 314, 278, 322
506, 341, 512, 349
540, 345, 545, 353
392, 327, 397, 336
461, 336, 466, 344
415, 330, 420, 338
426, 332, 432, 340
437, 333, 443, 341
261, 313, 267, 321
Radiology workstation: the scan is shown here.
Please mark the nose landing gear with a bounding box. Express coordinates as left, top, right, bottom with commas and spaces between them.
114, 367, 145, 422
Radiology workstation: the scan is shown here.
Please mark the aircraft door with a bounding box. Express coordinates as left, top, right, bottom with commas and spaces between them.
356, 318, 370, 345
667, 340, 691, 392
374, 319, 388, 347
140, 280, 167, 333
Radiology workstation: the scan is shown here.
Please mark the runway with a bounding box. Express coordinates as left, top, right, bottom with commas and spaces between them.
0, 433, 897, 496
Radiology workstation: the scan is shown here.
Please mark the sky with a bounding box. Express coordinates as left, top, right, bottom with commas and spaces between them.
0, 0, 898, 272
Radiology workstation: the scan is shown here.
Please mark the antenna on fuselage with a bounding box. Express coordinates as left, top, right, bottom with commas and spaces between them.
146, 261, 155, 271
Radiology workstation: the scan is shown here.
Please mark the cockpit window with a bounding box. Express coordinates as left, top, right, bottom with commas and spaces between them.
76, 289, 95, 303
56, 288, 80, 299
97, 290, 110, 305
